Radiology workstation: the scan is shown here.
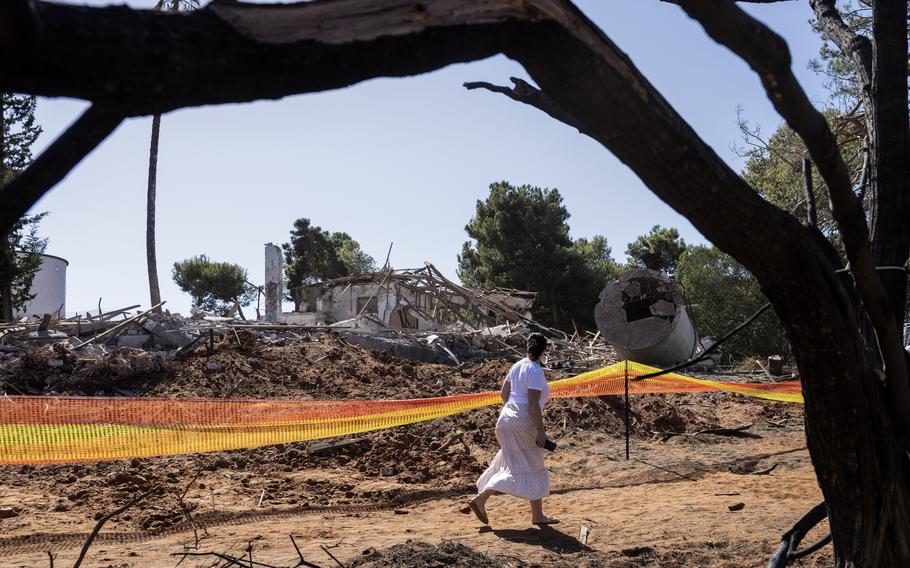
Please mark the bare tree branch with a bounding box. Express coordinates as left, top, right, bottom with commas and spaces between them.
72, 487, 157, 568
732, 106, 801, 168
464, 77, 587, 134
0, 0, 515, 115
0, 105, 123, 239
809, 0, 873, 86
674, 0, 910, 445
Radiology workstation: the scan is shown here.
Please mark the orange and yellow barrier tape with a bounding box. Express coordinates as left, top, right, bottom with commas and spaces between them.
0, 361, 801, 464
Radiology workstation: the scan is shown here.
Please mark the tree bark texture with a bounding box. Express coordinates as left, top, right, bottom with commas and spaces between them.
869, 0, 910, 326
146, 113, 162, 313
0, 97, 11, 322
0, 1, 908, 563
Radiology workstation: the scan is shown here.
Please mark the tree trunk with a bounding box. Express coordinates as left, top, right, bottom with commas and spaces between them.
0, 283, 12, 321
869, 0, 910, 326
0, 96, 10, 322
146, 113, 162, 313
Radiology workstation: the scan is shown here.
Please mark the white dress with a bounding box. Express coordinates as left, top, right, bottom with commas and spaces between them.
475, 358, 551, 500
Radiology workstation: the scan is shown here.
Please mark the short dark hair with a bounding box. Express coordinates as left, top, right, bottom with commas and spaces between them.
527, 333, 548, 358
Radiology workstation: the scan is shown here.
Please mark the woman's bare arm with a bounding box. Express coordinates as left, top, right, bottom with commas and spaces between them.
501, 380, 511, 403
527, 389, 547, 448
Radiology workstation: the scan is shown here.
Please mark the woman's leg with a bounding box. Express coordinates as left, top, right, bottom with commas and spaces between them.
473, 489, 496, 507
530, 499, 559, 524
468, 489, 496, 524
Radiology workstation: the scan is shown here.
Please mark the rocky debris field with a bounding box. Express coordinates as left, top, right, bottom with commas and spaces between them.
0, 330, 814, 567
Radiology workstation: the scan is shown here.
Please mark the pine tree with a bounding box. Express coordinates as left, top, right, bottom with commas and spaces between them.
0, 93, 46, 320
457, 181, 618, 330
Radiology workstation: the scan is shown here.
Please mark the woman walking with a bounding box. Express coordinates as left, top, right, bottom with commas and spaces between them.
468, 332, 559, 526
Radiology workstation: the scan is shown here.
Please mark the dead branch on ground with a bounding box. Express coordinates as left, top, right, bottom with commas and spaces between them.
172, 535, 322, 568
72, 486, 158, 568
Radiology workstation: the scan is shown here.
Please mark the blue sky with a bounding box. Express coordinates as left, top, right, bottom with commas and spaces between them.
29, 0, 828, 316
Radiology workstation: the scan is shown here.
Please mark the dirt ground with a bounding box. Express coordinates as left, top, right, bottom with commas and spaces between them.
0, 331, 831, 567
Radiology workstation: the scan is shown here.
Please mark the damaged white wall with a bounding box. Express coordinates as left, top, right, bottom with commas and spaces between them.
311, 281, 439, 332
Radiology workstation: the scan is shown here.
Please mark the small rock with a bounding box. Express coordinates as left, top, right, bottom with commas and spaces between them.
205, 362, 222, 372
0, 507, 18, 519
728, 502, 746, 512
380, 467, 397, 477
620, 546, 654, 557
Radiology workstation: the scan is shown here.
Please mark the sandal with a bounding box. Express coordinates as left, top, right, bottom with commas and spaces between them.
468, 499, 489, 525
533, 515, 560, 525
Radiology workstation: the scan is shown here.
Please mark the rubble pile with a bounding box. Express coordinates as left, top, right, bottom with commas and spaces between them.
0, 324, 801, 538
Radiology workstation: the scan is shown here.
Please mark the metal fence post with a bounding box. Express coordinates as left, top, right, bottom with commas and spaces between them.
624, 360, 630, 460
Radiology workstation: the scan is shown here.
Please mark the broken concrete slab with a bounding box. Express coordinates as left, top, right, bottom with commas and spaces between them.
142, 316, 193, 348
9, 329, 70, 345
117, 334, 151, 349
340, 333, 443, 364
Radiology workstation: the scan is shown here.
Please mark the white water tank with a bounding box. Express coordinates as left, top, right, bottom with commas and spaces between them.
594, 268, 697, 366
14, 253, 68, 318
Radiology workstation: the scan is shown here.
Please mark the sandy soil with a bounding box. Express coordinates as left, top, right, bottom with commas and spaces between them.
0, 332, 831, 567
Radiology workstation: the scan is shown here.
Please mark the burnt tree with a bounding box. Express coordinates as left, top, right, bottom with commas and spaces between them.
0, 0, 907, 564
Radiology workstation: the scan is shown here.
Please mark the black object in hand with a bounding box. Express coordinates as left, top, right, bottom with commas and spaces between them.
543, 439, 557, 452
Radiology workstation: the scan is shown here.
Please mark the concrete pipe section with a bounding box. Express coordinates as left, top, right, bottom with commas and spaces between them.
594, 268, 696, 367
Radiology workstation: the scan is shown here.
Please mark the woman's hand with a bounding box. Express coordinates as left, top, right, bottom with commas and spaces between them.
535, 428, 547, 448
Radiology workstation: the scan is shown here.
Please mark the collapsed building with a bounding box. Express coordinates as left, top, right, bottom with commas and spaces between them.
283, 262, 537, 334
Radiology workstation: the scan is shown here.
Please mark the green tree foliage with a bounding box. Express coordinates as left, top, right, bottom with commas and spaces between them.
737, 1, 907, 240
282, 219, 376, 309
808, 2, 909, 106
172, 255, 256, 316
571, 235, 623, 284
625, 225, 687, 276
0, 214, 49, 318
677, 245, 789, 358
1, 93, 41, 179
736, 108, 865, 240
0, 93, 46, 320
457, 181, 619, 330
330, 232, 378, 274
736, 1, 909, 317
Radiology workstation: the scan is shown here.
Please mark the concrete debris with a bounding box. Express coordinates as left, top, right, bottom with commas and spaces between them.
117, 334, 151, 349
1, 262, 766, 382
767, 355, 784, 376
141, 314, 193, 348
689, 337, 720, 371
